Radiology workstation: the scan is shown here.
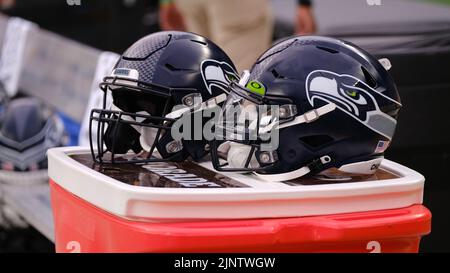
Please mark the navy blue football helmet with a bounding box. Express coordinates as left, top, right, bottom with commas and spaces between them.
90, 31, 239, 164
0, 97, 67, 184
210, 36, 402, 181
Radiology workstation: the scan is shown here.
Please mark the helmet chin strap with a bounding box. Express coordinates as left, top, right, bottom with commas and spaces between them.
278, 103, 337, 129
139, 127, 159, 152
253, 103, 338, 182
255, 156, 384, 182
110, 104, 159, 152
257, 103, 337, 135
111, 92, 227, 154
254, 155, 331, 182
165, 93, 227, 119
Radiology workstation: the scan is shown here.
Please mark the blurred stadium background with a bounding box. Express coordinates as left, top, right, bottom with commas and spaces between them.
0, 0, 449, 252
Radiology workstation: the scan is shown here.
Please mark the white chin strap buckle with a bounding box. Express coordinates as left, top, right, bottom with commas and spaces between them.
139, 127, 159, 152
255, 155, 332, 182
278, 103, 336, 130
165, 93, 227, 119
226, 142, 258, 169
304, 109, 320, 123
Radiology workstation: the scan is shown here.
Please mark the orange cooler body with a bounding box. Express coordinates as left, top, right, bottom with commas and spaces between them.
50, 180, 431, 253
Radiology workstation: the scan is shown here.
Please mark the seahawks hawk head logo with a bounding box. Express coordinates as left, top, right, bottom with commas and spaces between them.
306, 70, 401, 139
201, 59, 239, 94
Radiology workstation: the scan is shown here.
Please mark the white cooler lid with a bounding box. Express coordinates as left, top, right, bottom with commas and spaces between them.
48, 147, 424, 220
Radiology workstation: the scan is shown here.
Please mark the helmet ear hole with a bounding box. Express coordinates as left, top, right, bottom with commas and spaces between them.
316, 46, 338, 54
299, 135, 334, 149
165, 63, 184, 72
271, 69, 287, 79
287, 149, 297, 159
190, 39, 207, 46
361, 66, 378, 89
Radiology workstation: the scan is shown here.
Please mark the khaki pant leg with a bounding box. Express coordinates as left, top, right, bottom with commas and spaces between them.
206, 0, 273, 73
173, 0, 210, 37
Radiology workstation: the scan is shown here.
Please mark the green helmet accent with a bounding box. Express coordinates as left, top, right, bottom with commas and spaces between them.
227, 73, 238, 82
345, 89, 358, 98
246, 80, 266, 96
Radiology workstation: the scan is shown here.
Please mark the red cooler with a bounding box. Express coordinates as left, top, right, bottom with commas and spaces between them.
48, 147, 431, 253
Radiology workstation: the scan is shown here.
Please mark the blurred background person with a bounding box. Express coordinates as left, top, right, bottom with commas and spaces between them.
0, 0, 449, 253
159, 0, 316, 73
0, 0, 15, 9
295, 0, 316, 35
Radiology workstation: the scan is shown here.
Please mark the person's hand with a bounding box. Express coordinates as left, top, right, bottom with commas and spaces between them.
159, 2, 186, 31
295, 5, 317, 35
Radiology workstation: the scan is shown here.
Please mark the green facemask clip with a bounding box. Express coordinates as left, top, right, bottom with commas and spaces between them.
246, 80, 266, 96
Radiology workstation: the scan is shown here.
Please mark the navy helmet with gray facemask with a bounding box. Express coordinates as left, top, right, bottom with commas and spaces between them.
0, 97, 67, 184
90, 31, 239, 164
210, 36, 401, 182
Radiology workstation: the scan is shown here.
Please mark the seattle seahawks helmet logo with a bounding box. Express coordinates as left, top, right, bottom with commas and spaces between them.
201, 59, 239, 94
306, 70, 402, 139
